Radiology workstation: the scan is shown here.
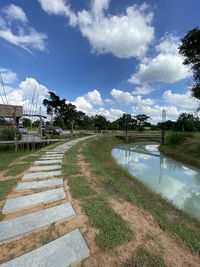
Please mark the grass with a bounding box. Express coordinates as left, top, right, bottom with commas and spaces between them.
0, 150, 29, 172
83, 197, 133, 249
0, 179, 18, 201
82, 136, 200, 254
68, 176, 95, 198
123, 246, 166, 267
160, 137, 200, 168
4, 163, 32, 177
63, 144, 80, 176
62, 140, 134, 250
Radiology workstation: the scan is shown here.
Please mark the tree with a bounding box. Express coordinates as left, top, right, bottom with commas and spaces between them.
92, 115, 109, 131
135, 114, 150, 130
22, 118, 31, 127
179, 27, 200, 102
176, 113, 198, 131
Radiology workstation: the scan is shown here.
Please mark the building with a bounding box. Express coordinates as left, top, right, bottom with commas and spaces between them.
0, 104, 23, 128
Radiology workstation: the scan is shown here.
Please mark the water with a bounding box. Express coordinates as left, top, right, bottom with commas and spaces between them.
112, 143, 200, 220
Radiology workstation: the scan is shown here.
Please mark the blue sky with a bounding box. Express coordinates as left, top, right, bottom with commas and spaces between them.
0, 0, 199, 122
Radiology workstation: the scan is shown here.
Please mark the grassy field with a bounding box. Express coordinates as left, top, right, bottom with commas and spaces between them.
62, 142, 134, 250
160, 137, 200, 168
81, 136, 200, 255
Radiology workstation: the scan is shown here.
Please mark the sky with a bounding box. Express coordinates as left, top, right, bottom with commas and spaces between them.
0, 0, 199, 123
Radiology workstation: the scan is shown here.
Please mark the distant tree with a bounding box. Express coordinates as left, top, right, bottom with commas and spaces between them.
135, 114, 150, 130
32, 119, 40, 128
179, 27, 200, 104
176, 113, 197, 131
22, 118, 31, 127
92, 115, 109, 131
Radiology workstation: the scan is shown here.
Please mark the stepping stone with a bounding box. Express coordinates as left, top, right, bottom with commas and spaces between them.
0, 203, 75, 244
16, 179, 63, 191
33, 160, 62, 166
0, 229, 90, 267
40, 155, 63, 160
2, 188, 66, 214
28, 165, 61, 172
22, 171, 62, 181
46, 151, 64, 155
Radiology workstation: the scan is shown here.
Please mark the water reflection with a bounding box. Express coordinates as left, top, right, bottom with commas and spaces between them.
112, 143, 200, 220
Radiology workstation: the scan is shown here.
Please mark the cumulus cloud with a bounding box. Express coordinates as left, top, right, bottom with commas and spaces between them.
0, 4, 47, 52
0, 75, 49, 116
38, 0, 155, 58
163, 90, 199, 110
111, 88, 134, 105
132, 84, 154, 95
3, 4, 27, 23
128, 34, 191, 84
0, 68, 18, 84
84, 89, 103, 105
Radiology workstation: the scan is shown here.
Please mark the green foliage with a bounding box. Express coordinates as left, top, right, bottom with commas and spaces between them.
179, 27, 200, 102
68, 176, 95, 198
123, 247, 166, 267
83, 197, 133, 249
0, 129, 16, 140
0, 179, 17, 201
166, 132, 193, 146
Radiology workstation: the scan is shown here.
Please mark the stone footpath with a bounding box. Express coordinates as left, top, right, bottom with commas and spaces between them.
0, 136, 92, 266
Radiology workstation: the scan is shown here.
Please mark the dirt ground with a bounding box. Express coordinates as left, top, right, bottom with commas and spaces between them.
0, 145, 200, 266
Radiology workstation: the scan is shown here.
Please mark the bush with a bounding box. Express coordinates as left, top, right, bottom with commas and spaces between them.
0, 129, 16, 141
166, 132, 189, 146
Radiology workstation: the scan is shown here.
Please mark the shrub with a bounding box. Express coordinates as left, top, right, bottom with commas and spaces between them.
166, 132, 187, 145
0, 129, 16, 140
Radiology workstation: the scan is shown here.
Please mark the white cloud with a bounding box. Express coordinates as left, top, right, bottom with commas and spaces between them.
0, 68, 17, 84
0, 4, 47, 52
38, 0, 155, 58
132, 84, 154, 95
3, 4, 27, 23
129, 34, 191, 84
111, 88, 134, 105
163, 90, 198, 110
0, 76, 50, 115
73, 96, 94, 113
38, 0, 77, 26
84, 89, 103, 105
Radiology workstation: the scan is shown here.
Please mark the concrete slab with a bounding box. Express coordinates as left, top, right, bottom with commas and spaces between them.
46, 151, 64, 155
0, 203, 75, 244
0, 229, 90, 267
22, 171, 62, 181
16, 179, 63, 191
33, 160, 62, 166
28, 165, 61, 172
40, 155, 63, 160
2, 188, 66, 214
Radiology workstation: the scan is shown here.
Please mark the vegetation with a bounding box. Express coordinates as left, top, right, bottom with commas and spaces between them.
123, 247, 166, 267
160, 137, 200, 168
179, 27, 200, 102
0, 129, 16, 140
0, 179, 18, 201
83, 197, 133, 249
165, 131, 193, 146
82, 136, 200, 254
68, 176, 95, 198
62, 141, 134, 250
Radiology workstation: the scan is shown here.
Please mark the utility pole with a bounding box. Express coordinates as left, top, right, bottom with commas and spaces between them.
39, 106, 42, 139
161, 109, 166, 145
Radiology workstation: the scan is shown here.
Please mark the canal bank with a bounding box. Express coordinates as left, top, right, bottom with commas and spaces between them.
81, 136, 200, 258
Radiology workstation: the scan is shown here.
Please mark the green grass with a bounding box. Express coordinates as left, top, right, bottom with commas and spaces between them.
0, 151, 29, 171
4, 163, 32, 177
63, 144, 80, 176
83, 197, 133, 250
123, 247, 166, 267
62, 141, 134, 250
68, 176, 95, 198
160, 137, 200, 168
82, 136, 200, 254
0, 179, 17, 201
